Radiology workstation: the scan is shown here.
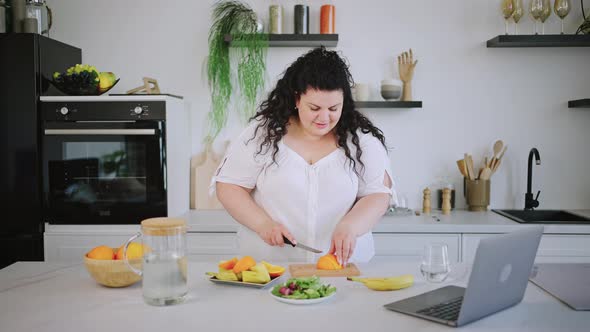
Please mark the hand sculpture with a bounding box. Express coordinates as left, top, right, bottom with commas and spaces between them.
397, 49, 418, 101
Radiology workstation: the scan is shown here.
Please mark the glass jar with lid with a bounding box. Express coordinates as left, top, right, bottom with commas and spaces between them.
25, 0, 51, 36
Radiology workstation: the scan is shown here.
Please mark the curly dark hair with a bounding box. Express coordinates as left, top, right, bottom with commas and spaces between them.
250, 46, 387, 174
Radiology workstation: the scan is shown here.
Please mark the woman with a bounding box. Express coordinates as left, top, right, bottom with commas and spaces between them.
212, 47, 396, 265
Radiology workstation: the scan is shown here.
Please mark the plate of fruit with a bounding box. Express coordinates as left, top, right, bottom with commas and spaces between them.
205, 256, 286, 289
51, 64, 119, 96
270, 276, 337, 305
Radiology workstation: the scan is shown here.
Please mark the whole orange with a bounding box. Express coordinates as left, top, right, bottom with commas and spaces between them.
86, 245, 115, 260
115, 243, 145, 260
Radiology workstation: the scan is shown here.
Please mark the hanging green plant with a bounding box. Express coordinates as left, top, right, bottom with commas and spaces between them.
206, 0, 268, 140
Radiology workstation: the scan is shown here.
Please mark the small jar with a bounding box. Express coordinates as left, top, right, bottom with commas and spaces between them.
320, 5, 335, 34
294, 4, 309, 34
269, 5, 283, 34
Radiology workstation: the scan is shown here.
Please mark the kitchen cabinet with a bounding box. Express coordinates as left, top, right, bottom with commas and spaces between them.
373, 233, 460, 263
462, 233, 590, 263
45, 231, 590, 263
225, 33, 338, 47
44, 231, 239, 262
486, 34, 590, 48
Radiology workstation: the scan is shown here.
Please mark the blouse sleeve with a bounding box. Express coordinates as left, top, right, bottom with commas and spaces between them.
209, 121, 267, 195
356, 133, 397, 204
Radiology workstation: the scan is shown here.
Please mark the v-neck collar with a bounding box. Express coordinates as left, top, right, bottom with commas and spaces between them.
280, 140, 341, 167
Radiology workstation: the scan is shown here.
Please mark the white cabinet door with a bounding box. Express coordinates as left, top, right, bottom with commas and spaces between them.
45, 232, 240, 262
373, 233, 461, 263
186, 233, 239, 262
44, 233, 133, 262
462, 234, 590, 263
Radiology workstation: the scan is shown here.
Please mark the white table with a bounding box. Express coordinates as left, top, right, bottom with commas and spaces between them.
0, 259, 588, 332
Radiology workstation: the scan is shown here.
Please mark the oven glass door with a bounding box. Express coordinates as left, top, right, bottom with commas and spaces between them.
42, 122, 167, 224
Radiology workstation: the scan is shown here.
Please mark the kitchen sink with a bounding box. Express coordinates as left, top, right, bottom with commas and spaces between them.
492, 209, 590, 224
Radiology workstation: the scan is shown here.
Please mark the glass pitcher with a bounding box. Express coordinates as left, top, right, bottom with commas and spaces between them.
124, 217, 188, 306
25, 0, 52, 36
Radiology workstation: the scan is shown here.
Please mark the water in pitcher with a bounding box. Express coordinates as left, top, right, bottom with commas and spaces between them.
142, 253, 188, 306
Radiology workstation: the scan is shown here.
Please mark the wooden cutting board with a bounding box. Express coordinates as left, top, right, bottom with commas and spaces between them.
190, 141, 229, 210
288, 263, 361, 277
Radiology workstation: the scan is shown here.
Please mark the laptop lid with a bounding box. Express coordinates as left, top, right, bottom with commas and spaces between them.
457, 226, 543, 326
529, 263, 590, 310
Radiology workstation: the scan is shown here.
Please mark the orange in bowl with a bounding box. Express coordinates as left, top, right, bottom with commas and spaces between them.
84, 246, 142, 288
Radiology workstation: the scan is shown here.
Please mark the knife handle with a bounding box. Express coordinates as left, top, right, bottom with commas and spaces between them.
282, 235, 296, 247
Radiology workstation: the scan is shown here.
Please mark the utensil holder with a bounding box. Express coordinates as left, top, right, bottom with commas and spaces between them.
464, 178, 490, 211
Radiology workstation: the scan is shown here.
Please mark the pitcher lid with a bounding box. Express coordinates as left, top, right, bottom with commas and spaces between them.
141, 217, 187, 235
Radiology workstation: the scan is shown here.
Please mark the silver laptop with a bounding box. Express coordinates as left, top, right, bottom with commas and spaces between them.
384, 226, 544, 327
529, 263, 590, 310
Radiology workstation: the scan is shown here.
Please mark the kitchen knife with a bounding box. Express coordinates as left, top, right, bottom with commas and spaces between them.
283, 236, 322, 253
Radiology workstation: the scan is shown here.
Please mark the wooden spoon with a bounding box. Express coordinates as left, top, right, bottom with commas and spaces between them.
480, 167, 492, 180
456, 159, 467, 177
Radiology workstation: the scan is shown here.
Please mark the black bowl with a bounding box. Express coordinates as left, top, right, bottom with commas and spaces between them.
51, 78, 120, 96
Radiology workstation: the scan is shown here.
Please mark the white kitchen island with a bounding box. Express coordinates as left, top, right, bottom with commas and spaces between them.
1, 259, 588, 332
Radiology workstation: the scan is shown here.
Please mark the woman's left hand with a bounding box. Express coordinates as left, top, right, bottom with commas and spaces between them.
329, 223, 357, 267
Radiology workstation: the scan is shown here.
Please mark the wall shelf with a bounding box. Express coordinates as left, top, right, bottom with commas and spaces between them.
355, 101, 422, 109
486, 34, 590, 48
224, 34, 338, 47
568, 99, 590, 108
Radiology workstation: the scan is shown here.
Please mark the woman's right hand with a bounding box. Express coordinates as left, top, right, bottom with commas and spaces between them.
256, 220, 297, 247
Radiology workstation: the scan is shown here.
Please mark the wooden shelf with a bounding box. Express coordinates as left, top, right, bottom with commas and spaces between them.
568, 99, 590, 108
355, 101, 422, 109
486, 34, 590, 48
224, 34, 338, 47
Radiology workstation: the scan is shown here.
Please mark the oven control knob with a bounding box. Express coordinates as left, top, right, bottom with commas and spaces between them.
60, 107, 69, 115
133, 106, 143, 115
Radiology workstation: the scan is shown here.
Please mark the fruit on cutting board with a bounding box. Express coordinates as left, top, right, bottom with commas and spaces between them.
347, 274, 414, 291
316, 253, 342, 270
86, 245, 115, 260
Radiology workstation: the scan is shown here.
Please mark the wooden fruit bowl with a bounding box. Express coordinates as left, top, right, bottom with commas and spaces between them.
83, 253, 142, 288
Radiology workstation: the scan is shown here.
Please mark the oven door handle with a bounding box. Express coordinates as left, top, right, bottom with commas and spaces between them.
44, 129, 156, 135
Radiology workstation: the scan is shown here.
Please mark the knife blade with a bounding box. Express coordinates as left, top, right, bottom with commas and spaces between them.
283, 235, 322, 253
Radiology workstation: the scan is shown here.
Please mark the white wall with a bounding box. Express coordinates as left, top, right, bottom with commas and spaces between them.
46, 0, 590, 210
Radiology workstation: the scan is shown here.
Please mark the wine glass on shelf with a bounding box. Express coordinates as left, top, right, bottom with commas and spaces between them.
501, 0, 515, 35
530, 0, 543, 34
513, 0, 524, 34
539, 0, 552, 34
554, 0, 571, 34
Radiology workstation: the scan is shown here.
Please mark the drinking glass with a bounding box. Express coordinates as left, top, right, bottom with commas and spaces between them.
554, 0, 571, 34
539, 0, 552, 34
513, 0, 524, 34
420, 243, 451, 283
530, 0, 543, 34
501, 0, 515, 35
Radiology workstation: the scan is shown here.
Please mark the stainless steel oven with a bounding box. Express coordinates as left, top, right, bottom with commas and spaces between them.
40, 96, 189, 224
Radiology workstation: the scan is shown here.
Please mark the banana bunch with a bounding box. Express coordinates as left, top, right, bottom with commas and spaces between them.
347, 274, 414, 291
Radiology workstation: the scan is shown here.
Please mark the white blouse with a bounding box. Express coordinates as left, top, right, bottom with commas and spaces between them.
210, 121, 396, 263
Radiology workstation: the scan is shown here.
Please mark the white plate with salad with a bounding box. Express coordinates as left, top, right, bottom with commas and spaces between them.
270, 276, 337, 305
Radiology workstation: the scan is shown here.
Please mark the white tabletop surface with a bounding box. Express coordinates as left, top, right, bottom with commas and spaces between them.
1, 258, 588, 332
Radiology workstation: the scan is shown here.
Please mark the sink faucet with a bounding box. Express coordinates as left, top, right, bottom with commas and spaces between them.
525, 148, 541, 210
